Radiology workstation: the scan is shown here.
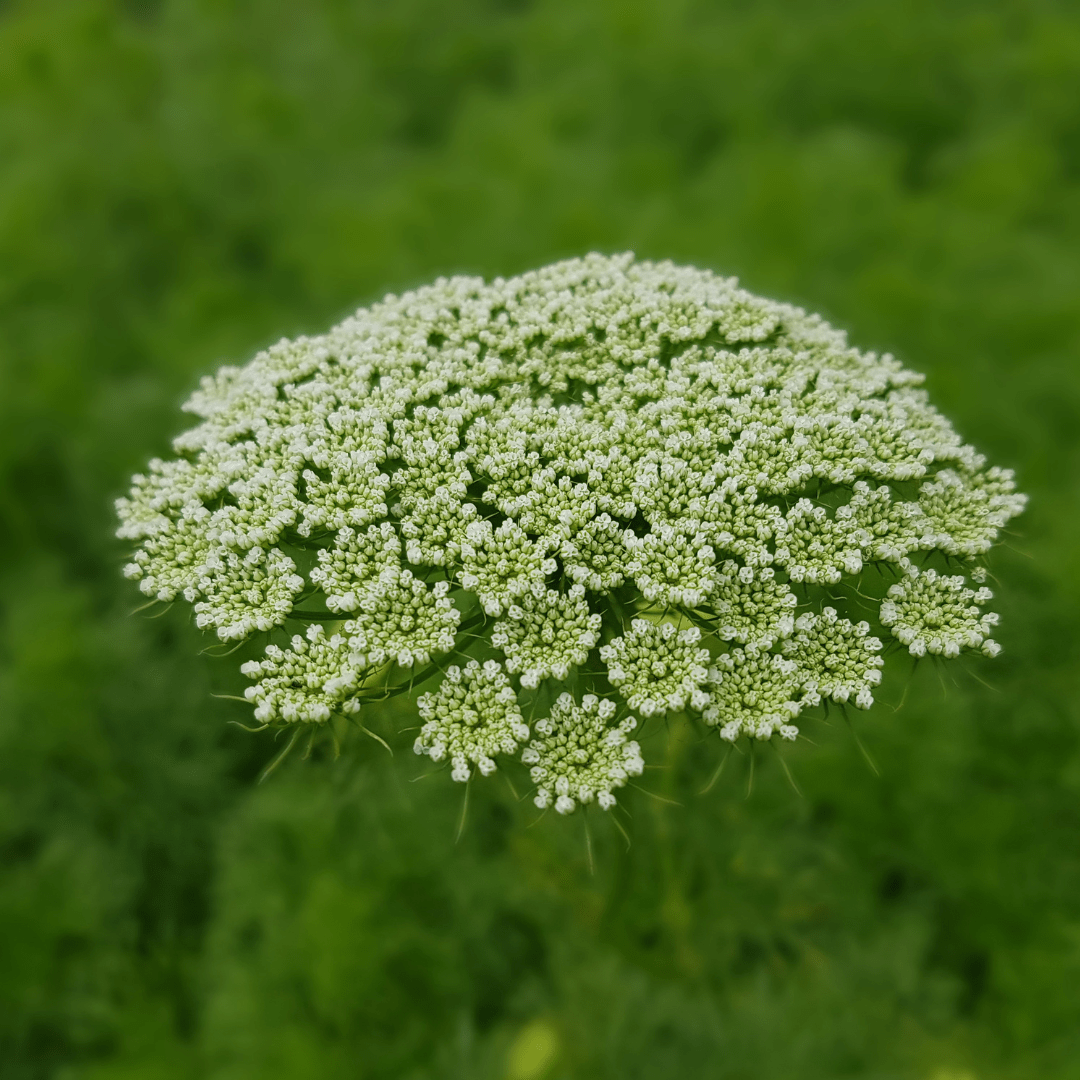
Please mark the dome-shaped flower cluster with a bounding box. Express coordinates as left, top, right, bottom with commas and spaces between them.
491, 582, 602, 688
880, 565, 1000, 658
415, 660, 528, 782
599, 619, 711, 716
119, 253, 1026, 814
523, 694, 643, 814
703, 649, 803, 742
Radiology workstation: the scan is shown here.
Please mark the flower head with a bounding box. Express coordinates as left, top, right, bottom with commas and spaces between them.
703, 649, 803, 743
346, 571, 460, 668
781, 609, 884, 709
523, 694, 643, 814
241, 624, 363, 724
880, 567, 999, 658
415, 659, 528, 781
599, 619, 711, 716
491, 583, 602, 688
119, 253, 1024, 812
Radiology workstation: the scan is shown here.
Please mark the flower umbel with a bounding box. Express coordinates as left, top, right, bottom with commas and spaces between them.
414, 660, 528, 782
119, 253, 1025, 814
524, 694, 643, 814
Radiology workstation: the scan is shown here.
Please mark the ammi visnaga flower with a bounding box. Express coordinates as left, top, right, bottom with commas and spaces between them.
118, 254, 1026, 814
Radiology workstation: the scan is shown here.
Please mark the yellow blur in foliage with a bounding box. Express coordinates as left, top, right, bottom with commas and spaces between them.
506, 1018, 561, 1080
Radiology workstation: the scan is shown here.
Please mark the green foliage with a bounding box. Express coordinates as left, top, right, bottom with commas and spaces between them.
1, 0, 1079, 1077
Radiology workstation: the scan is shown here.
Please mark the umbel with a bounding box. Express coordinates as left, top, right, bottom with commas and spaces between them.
118, 254, 1025, 816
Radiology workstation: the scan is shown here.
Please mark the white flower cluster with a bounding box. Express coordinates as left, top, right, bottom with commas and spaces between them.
623, 525, 717, 608
880, 567, 1000, 658
491, 582, 602, 688
458, 519, 558, 616
709, 562, 797, 649
781, 609, 884, 709
308, 522, 401, 613
523, 694, 644, 814
241, 624, 364, 724
704, 649, 803, 742
414, 660, 528, 782
347, 571, 460, 669
560, 513, 627, 591
600, 619, 711, 716
193, 546, 304, 641
119, 253, 1025, 810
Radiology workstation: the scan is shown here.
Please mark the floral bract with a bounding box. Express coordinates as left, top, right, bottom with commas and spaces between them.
119, 253, 1025, 812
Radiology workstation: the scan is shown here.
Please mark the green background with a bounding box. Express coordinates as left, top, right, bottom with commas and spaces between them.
2, 1, 1078, 1077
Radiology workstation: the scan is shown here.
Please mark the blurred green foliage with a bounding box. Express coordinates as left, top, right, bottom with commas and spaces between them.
1, 0, 1078, 1077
